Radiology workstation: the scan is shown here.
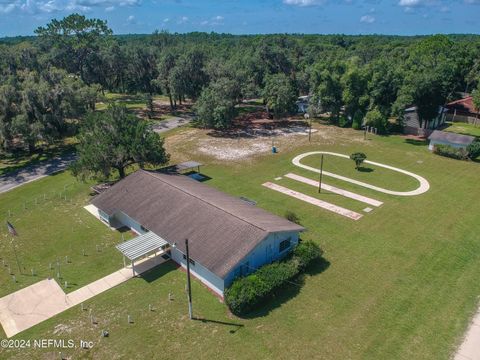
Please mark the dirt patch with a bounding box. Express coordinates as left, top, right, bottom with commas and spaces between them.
165, 122, 369, 163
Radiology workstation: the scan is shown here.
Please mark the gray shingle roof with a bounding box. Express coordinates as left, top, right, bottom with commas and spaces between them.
92, 170, 304, 278
428, 130, 475, 146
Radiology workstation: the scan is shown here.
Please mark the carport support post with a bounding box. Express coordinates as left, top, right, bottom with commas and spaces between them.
132, 260, 135, 276
185, 238, 193, 320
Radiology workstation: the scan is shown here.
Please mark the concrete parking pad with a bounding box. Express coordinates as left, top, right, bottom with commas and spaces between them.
263, 182, 362, 220
0, 279, 68, 338
0, 255, 167, 337
284, 173, 383, 207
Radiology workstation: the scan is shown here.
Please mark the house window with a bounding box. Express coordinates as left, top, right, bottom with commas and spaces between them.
279, 238, 291, 253
182, 254, 195, 266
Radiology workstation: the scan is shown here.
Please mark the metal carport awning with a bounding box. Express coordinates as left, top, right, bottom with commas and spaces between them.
116, 231, 170, 261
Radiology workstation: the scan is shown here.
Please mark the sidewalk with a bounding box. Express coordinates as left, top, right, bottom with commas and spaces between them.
455, 308, 480, 360
0, 254, 167, 338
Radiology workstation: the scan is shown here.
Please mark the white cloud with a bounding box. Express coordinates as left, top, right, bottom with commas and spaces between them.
360, 14, 375, 23
283, 0, 323, 6
163, 17, 169, 22
177, 16, 188, 24
398, 0, 422, 6
200, 15, 225, 26
0, 0, 140, 15
0, 3, 16, 13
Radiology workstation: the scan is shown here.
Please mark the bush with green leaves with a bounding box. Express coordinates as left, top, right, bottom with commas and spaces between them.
285, 210, 301, 225
433, 144, 469, 160
350, 152, 367, 169
352, 110, 364, 130
467, 139, 480, 159
364, 107, 388, 134
294, 241, 324, 270
225, 241, 323, 315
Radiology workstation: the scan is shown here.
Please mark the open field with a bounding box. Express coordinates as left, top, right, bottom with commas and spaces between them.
1, 124, 480, 359
444, 121, 480, 138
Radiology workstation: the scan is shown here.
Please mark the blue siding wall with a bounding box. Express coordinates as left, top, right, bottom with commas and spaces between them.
224, 231, 299, 287
113, 212, 147, 235
170, 248, 225, 296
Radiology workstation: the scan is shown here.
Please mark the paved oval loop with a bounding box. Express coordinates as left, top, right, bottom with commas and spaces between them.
292, 151, 430, 196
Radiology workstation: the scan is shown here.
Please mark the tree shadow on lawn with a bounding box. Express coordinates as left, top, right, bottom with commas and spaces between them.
239, 257, 331, 320
404, 139, 428, 146
357, 166, 374, 173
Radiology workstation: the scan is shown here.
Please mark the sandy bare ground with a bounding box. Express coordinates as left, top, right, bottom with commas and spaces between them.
165, 123, 365, 164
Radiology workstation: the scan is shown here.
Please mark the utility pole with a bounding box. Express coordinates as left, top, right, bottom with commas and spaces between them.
308, 117, 312, 142
11, 238, 21, 274
318, 154, 324, 194
185, 238, 193, 320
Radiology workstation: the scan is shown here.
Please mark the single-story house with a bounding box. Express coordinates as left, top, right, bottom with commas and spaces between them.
427, 130, 475, 151
403, 105, 447, 137
90, 170, 305, 297
296, 95, 311, 113
445, 96, 480, 124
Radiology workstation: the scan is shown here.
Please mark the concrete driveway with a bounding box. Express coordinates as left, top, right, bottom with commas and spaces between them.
0, 153, 76, 194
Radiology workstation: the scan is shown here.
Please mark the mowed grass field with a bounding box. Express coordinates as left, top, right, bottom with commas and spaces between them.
1, 126, 480, 360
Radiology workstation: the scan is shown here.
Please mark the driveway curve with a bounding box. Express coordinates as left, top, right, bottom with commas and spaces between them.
292, 151, 430, 196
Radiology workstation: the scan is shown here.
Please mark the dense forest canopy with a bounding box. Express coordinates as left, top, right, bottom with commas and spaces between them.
1, 14, 480, 153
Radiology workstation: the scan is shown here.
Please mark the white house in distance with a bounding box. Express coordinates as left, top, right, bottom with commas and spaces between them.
427, 130, 475, 151
89, 169, 305, 297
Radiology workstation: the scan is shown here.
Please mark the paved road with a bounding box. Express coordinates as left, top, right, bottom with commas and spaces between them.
152, 116, 192, 134
0, 153, 76, 194
0, 116, 189, 194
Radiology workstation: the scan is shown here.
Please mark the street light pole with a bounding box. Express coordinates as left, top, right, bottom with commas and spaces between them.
318, 154, 324, 194
11, 238, 21, 274
185, 238, 193, 320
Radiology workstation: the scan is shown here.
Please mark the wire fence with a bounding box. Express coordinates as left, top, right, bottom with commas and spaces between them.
0, 181, 83, 225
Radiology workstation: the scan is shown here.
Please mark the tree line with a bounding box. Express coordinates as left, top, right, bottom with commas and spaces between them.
1, 13, 480, 155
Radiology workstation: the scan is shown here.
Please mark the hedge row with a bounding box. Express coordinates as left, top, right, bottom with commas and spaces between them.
433, 144, 469, 160
225, 241, 323, 315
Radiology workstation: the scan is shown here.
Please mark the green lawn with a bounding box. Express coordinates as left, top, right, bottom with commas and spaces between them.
444, 121, 480, 137
1, 128, 480, 360
0, 172, 132, 300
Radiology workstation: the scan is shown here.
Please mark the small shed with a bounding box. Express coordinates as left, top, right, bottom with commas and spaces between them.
403, 106, 446, 137
427, 130, 475, 151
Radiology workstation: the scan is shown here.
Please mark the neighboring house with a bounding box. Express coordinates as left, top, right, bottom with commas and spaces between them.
403, 106, 447, 137
296, 95, 311, 113
445, 96, 480, 124
90, 170, 305, 297
427, 130, 475, 151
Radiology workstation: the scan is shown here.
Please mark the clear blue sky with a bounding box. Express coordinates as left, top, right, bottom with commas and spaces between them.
0, 0, 479, 37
